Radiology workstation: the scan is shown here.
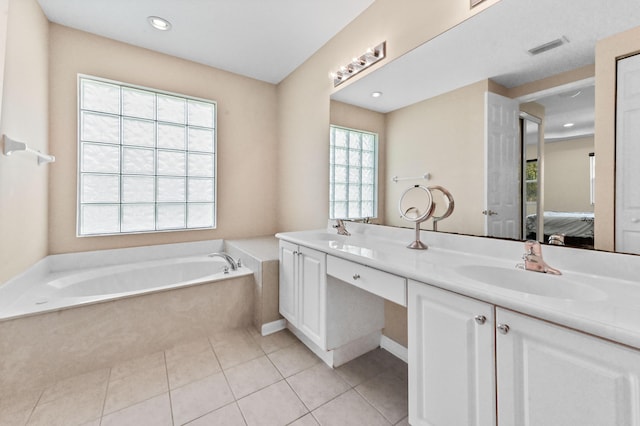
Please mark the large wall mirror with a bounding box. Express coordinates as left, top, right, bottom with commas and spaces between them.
329, 0, 640, 254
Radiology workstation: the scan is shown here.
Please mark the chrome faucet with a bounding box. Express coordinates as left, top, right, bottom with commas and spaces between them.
518, 240, 561, 275
208, 252, 240, 271
333, 219, 351, 236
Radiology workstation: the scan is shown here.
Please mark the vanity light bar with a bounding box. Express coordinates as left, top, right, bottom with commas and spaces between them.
330, 42, 386, 87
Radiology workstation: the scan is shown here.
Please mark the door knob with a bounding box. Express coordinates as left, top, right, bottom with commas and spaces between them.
474, 315, 487, 325
632, 218, 640, 223
497, 324, 510, 334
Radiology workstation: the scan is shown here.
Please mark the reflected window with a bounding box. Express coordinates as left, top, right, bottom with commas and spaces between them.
78, 75, 217, 236
329, 126, 378, 220
525, 159, 538, 204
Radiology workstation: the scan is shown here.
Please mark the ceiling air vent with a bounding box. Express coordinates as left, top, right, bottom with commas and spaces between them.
527, 37, 568, 56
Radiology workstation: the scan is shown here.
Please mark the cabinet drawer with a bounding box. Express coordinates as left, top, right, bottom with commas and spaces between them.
327, 255, 407, 306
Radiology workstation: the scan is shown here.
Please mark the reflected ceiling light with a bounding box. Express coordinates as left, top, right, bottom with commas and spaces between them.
559, 89, 582, 98
330, 42, 386, 87
371, 91, 383, 98
148, 16, 172, 31
563, 122, 575, 128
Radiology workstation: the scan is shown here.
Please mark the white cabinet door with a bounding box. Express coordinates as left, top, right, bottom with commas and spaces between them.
298, 246, 327, 349
496, 308, 640, 426
408, 281, 496, 426
616, 53, 640, 254
278, 240, 298, 325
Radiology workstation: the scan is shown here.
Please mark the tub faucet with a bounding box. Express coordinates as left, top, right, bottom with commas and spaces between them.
518, 240, 561, 275
333, 219, 351, 236
208, 252, 239, 271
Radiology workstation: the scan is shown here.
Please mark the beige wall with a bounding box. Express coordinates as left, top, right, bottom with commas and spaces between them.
0, 0, 48, 284
48, 25, 279, 254
544, 136, 594, 213
329, 100, 387, 224
595, 26, 640, 251
385, 80, 490, 235
276, 0, 499, 233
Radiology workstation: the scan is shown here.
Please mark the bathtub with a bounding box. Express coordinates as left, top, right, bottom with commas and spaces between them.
0, 240, 252, 321
0, 240, 256, 397
0, 255, 251, 321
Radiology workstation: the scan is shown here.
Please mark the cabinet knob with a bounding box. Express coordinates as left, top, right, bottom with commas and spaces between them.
497, 324, 510, 334
353, 274, 361, 280
293, 250, 298, 255
474, 315, 487, 325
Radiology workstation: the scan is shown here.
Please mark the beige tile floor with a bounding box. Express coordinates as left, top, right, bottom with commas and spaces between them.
1, 328, 409, 426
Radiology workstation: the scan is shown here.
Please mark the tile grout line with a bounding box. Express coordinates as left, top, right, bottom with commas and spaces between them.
210, 331, 252, 426
97, 367, 113, 425
162, 351, 175, 426
353, 385, 395, 425
23, 388, 45, 426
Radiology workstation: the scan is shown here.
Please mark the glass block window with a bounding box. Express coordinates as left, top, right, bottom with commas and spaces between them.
78, 76, 216, 236
329, 125, 378, 220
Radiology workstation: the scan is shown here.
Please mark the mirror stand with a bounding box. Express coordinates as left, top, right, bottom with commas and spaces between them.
408, 223, 430, 249
399, 185, 435, 250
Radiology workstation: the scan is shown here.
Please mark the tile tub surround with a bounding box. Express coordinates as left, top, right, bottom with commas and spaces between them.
226, 237, 281, 334
1, 328, 409, 426
0, 272, 254, 400
277, 222, 640, 351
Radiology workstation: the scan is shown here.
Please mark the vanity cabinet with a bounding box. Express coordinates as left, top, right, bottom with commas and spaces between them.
497, 309, 640, 426
408, 281, 496, 426
279, 241, 387, 365
279, 240, 327, 349
408, 280, 640, 426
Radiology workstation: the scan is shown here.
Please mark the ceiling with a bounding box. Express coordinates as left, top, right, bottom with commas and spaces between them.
331, 0, 640, 114
36, 0, 375, 84
535, 84, 595, 141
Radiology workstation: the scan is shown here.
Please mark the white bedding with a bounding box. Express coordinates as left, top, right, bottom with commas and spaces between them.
526, 211, 594, 238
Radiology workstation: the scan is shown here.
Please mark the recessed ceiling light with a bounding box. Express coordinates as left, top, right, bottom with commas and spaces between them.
371, 91, 383, 98
563, 122, 575, 128
148, 16, 172, 31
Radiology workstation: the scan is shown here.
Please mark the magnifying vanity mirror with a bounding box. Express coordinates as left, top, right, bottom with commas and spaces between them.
329, 0, 640, 255
399, 185, 434, 249
428, 186, 455, 232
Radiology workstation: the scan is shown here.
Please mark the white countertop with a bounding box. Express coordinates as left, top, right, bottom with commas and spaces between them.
276, 223, 640, 351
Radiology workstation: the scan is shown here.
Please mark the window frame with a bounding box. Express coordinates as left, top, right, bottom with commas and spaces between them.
76, 74, 217, 237
329, 125, 379, 220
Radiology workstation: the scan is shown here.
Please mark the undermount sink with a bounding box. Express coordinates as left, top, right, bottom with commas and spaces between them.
456, 265, 607, 301
304, 232, 347, 242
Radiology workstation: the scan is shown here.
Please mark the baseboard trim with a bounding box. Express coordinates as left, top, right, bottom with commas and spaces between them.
261, 319, 287, 336
380, 335, 408, 363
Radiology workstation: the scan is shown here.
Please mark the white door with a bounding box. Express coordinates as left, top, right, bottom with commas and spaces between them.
408, 281, 496, 426
496, 309, 640, 426
485, 92, 520, 239
298, 246, 327, 349
616, 54, 640, 254
278, 241, 298, 326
